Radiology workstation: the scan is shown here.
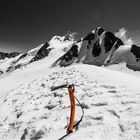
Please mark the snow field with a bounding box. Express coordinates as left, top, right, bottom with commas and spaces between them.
0, 64, 140, 140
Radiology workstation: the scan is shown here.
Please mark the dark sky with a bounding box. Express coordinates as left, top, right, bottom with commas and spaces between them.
0, 0, 140, 53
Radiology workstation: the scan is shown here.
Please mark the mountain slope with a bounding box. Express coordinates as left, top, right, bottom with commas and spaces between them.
0, 64, 140, 140
109, 44, 140, 71
0, 34, 75, 74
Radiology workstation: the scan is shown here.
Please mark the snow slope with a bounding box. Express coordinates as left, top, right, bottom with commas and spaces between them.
0, 39, 74, 94
0, 34, 74, 75
0, 55, 22, 73
0, 44, 43, 74
16, 44, 44, 65
0, 64, 140, 140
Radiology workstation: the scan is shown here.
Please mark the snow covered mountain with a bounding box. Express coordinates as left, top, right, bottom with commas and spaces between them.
0, 27, 140, 140
0, 33, 75, 75
52, 27, 125, 67
52, 27, 140, 72
1, 27, 140, 74
0, 52, 20, 73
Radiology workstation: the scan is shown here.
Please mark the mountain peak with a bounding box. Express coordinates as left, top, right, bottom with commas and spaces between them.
1, 27, 140, 75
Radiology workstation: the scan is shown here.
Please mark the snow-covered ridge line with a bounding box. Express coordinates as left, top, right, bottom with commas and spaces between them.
1, 26, 140, 76
0, 33, 75, 75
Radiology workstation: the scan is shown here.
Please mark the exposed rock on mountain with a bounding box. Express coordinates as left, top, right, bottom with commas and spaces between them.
52, 43, 79, 67
76, 27, 124, 66
0, 52, 20, 60
30, 42, 51, 62
16, 53, 28, 62
52, 27, 125, 67
131, 45, 140, 62
0, 69, 3, 75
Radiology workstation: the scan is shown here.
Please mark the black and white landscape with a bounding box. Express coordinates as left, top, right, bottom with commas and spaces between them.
0, 27, 140, 140
1, 0, 140, 140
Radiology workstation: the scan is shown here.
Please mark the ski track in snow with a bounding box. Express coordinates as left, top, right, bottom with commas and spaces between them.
0, 65, 140, 140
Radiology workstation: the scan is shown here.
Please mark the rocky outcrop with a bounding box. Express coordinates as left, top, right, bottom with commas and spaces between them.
0, 52, 20, 60
30, 42, 52, 62
75, 27, 124, 66
16, 53, 28, 62
131, 45, 140, 62
0, 70, 3, 75
52, 44, 79, 67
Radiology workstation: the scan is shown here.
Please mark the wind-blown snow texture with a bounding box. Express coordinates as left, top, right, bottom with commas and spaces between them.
0, 64, 140, 140
0, 27, 140, 140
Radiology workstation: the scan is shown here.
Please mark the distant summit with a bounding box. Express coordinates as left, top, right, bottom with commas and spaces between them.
52, 27, 140, 71
52, 27, 124, 67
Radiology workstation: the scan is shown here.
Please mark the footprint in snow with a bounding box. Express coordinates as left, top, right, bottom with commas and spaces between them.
100, 85, 116, 89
